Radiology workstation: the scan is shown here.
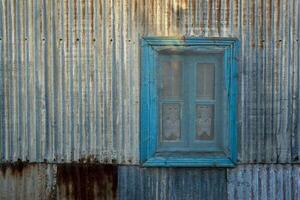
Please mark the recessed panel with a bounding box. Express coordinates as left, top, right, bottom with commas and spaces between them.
195, 105, 214, 140
196, 64, 215, 99
161, 103, 181, 141
160, 61, 182, 98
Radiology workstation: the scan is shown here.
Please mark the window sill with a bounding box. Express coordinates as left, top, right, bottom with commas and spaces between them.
142, 157, 235, 167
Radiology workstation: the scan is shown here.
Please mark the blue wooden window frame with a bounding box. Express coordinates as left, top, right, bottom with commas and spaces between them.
140, 37, 239, 167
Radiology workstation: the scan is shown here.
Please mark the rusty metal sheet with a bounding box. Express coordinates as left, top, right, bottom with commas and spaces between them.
0, 163, 56, 200
56, 164, 118, 200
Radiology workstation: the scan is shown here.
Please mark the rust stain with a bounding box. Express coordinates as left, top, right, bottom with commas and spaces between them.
208, 0, 212, 31
192, 0, 196, 30
0, 161, 29, 177
57, 164, 118, 200
74, 0, 77, 37
226, 0, 230, 27
217, 0, 221, 35
99, 0, 102, 18
65, 0, 69, 47
91, 0, 94, 36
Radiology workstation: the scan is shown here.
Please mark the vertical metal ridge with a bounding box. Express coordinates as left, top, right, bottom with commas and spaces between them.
119, 0, 126, 163
0, 0, 4, 162
63, 0, 70, 161
74, 0, 81, 161
291, 0, 298, 161
263, 0, 269, 162
0, 0, 5, 161
51, 0, 58, 161
107, 0, 114, 161
89, 0, 96, 157
23, 0, 29, 161
254, 0, 261, 163
296, 0, 300, 162
111, 0, 117, 160
8, 0, 15, 161
33, 0, 40, 161
15, 0, 22, 161
68, 0, 74, 161
41, 0, 49, 161
101, 0, 108, 161
85, 0, 91, 156
113, 0, 120, 162
60, 0, 66, 162
270, 0, 276, 162
40, 0, 45, 161
93, 0, 100, 159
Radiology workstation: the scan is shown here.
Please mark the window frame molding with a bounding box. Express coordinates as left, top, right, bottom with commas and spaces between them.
140, 37, 239, 167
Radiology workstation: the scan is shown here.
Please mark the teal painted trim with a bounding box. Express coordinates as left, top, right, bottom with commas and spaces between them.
140, 39, 150, 162
140, 37, 239, 167
229, 40, 240, 164
143, 37, 238, 46
144, 157, 235, 167
148, 48, 158, 157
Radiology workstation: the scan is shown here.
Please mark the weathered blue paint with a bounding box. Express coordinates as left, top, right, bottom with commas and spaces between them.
140, 37, 239, 167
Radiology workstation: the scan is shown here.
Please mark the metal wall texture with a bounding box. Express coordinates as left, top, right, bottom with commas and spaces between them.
227, 164, 300, 200
0, 0, 299, 165
118, 165, 300, 200
117, 166, 227, 200
1, 164, 300, 200
1, 1, 300, 199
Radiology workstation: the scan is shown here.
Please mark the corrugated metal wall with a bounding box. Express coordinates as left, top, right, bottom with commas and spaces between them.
0, 0, 300, 199
1, 164, 300, 200
0, 0, 141, 163
0, 0, 299, 164
227, 164, 300, 200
